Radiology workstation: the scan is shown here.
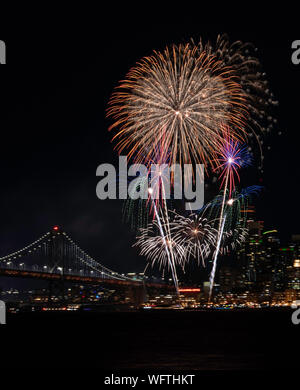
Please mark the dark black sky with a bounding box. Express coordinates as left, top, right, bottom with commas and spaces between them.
0, 22, 299, 277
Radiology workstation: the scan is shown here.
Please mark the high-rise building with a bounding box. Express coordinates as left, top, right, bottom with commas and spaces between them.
287, 258, 300, 292
219, 266, 236, 293
216, 207, 300, 306
235, 214, 265, 292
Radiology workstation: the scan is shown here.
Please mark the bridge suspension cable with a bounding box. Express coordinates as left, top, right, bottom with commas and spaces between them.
0, 227, 138, 282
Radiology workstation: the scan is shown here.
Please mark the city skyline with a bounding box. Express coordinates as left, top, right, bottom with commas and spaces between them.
1, 207, 300, 307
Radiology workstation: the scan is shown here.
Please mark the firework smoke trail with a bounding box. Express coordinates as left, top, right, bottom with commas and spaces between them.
147, 145, 179, 292
209, 214, 227, 301
208, 168, 229, 301
204, 186, 262, 232
151, 182, 178, 292
124, 147, 179, 291
123, 142, 174, 232
148, 188, 179, 293
160, 181, 177, 284
208, 127, 244, 300
146, 148, 178, 292
200, 186, 262, 257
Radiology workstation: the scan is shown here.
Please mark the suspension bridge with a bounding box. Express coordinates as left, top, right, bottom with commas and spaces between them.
0, 226, 165, 289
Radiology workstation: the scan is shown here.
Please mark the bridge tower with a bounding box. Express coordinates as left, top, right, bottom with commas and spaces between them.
48, 226, 66, 303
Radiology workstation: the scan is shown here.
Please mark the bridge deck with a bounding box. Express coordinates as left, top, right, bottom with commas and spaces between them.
0, 268, 173, 289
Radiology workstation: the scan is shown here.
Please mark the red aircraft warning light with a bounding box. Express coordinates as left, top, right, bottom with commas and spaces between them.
53, 226, 59, 231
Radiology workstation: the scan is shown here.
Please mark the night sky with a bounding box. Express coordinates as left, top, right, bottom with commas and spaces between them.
0, 23, 299, 278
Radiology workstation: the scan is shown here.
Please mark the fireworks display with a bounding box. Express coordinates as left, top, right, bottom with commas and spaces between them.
203, 185, 263, 235
195, 34, 278, 165
169, 212, 217, 267
135, 212, 217, 270
203, 185, 262, 300
134, 221, 185, 270
107, 34, 276, 298
213, 125, 252, 196
122, 142, 173, 230
122, 175, 150, 230
107, 43, 247, 169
